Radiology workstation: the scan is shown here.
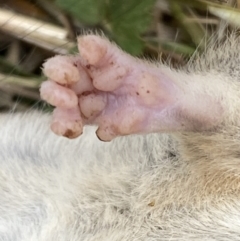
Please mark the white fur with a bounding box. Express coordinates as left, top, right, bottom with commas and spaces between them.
0, 110, 239, 240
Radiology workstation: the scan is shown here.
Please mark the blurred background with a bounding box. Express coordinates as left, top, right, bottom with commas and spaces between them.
0, 0, 239, 112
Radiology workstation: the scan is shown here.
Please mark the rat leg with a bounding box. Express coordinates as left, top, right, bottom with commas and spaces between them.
41, 35, 223, 141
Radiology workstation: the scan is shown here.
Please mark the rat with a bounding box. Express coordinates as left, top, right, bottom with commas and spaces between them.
0, 34, 240, 240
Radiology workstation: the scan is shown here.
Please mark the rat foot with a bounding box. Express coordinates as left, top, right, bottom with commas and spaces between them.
40, 35, 221, 141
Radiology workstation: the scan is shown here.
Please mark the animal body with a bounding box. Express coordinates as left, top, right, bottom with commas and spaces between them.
1, 34, 240, 240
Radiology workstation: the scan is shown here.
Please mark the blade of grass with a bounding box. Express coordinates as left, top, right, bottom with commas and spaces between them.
0, 73, 42, 88
0, 8, 76, 54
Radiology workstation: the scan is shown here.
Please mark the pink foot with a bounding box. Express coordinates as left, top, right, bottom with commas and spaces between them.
40, 35, 222, 141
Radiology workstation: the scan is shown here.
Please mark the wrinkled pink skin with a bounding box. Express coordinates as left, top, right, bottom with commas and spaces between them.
40, 35, 220, 141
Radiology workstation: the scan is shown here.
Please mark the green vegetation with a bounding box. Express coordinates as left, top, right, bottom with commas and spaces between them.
0, 0, 240, 111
